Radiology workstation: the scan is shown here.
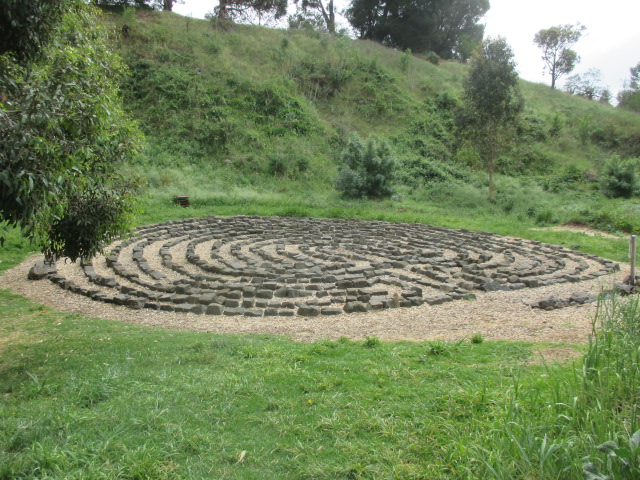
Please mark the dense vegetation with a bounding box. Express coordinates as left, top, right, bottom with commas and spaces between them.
0, 1, 141, 260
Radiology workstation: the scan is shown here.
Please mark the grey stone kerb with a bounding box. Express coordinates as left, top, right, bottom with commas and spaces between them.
34, 216, 619, 318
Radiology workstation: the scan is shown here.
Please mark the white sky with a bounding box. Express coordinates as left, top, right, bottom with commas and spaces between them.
174, 0, 640, 96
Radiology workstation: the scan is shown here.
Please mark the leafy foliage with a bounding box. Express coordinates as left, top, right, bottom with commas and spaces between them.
534, 23, 585, 89
0, 0, 70, 61
0, 4, 141, 260
214, 0, 287, 23
346, 0, 489, 60
461, 37, 524, 200
599, 155, 639, 199
336, 134, 396, 198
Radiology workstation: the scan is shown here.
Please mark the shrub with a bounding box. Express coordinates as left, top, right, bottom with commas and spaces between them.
335, 134, 396, 199
400, 156, 467, 186
599, 155, 640, 198
426, 51, 440, 65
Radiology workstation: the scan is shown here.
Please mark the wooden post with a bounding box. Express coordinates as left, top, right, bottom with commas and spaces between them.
631, 235, 637, 285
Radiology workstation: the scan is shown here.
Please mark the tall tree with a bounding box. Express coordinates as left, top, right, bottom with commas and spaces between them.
617, 62, 640, 113
534, 23, 585, 89
346, 0, 489, 59
292, 0, 336, 33
1, 1, 141, 260
461, 37, 524, 201
215, 0, 287, 22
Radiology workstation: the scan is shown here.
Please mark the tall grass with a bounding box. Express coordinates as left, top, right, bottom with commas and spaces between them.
470, 294, 640, 479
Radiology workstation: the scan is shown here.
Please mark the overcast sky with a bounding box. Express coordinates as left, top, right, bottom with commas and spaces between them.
173, 0, 640, 96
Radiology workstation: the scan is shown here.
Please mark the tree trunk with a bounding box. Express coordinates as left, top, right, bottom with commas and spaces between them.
163, 0, 173, 11
327, 0, 335, 34
488, 133, 495, 202
218, 0, 229, 19
318, 0, 336, 34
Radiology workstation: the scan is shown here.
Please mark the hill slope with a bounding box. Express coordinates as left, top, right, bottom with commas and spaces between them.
102, 9, 640, 240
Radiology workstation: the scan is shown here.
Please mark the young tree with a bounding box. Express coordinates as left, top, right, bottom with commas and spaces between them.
534, 23, 585, 89
1, 1, 141, 261
461, 37, 524, 201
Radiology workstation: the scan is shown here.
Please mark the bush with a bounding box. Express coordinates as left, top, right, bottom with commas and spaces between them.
335, 134, 396, 199
400, 156, 467, 186
599, 155, 640, 198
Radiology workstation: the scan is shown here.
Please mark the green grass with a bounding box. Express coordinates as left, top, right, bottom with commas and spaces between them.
1, 289, 638, 479
0, 289, 564, 479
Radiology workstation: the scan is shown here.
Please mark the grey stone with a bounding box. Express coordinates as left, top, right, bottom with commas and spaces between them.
298, 305, 320, 317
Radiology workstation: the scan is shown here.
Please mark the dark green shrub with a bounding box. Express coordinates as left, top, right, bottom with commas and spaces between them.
496, 145, 553, 176
267, 153, 309, 178
426, 51, 440, 65
400, 156, 467, 186
542, 164, 585, 192
335, 134, 396, 199
599, 155, 640, 198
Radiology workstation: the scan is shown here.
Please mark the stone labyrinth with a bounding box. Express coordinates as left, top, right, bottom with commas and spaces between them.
43, 216, 619, 317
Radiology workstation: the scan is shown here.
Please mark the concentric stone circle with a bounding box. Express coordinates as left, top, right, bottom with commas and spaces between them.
44, 216, 619, 318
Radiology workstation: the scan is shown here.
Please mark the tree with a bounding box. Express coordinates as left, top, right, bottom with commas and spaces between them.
461, 37, 524, 201
292, 0, 336, 33
346, 0, 489, 60
1, 1, 141, 261
534, 23, 585, 89
0, 0, 68, 61
564, 68, 610, 103
214, 0, 287, 23
617, 62, 640, 113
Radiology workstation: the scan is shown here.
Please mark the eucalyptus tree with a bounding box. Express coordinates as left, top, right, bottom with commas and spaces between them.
461, 37, 524, 201
534, 23, 585, 89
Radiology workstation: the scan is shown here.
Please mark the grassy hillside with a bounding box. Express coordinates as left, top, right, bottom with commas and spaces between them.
99, 9, 640, 244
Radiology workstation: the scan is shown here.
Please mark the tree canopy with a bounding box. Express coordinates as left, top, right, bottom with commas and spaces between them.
214, 0, 287, 23
1, 0, 141, 261
534, 23, 585, 89
346, 0, 489, 60
292, 0, 337, 33
461, 37, 523, 201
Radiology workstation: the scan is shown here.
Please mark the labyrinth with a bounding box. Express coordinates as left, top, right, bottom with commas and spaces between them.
42, 216, 619, 317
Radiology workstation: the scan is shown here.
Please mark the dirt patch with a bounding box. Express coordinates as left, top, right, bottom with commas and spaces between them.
532, 224, 621, 239
526, 346, 584, 365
